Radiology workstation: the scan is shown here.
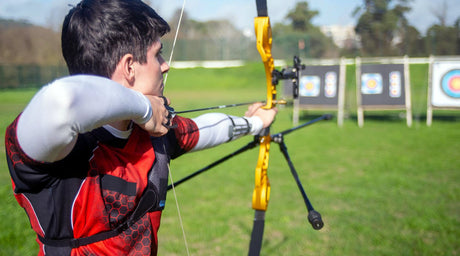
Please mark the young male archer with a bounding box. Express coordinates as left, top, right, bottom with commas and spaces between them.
4, 0, 277, 255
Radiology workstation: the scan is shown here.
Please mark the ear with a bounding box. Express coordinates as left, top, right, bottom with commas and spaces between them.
112, 54, 135, 86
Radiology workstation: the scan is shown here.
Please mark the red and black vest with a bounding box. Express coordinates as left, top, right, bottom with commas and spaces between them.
5, 116, 199, 255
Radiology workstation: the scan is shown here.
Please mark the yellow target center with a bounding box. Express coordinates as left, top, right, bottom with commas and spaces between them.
451, 77, 460, 90
368, 79, 376, 88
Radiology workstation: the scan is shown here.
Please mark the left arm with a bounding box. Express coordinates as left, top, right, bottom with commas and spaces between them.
190, 113, 263, 151
191, 102, 277, 151
169, 103, 277, 155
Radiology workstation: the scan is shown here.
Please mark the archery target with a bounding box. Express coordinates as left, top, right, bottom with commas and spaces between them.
389, 71, 402, 98
431, 61, 460, 107
324, 71, 337, 98
299, 75, 320, 97
441, 70, 460, 98
285, 64, 341, 106
361, 73, 383, 94
359, 64, 406, 106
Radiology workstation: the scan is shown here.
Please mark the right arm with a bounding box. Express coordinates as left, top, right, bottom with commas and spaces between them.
16, 75, 154, 162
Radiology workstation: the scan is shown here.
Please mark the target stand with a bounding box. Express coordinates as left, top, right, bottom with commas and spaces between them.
427, 55, 460, 126
355, 56, 413, 127
283, 58, 347, 127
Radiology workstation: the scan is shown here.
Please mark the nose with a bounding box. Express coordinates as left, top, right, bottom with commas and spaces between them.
159, 55, 170, 74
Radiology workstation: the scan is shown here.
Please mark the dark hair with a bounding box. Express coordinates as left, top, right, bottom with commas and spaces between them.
61, 0, 170, 77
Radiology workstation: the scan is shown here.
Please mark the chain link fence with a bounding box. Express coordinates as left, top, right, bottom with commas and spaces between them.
0, 65, 68, 89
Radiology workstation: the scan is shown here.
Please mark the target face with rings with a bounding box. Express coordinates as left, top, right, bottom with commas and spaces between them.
324, 71, 337, 98
389, 71, 401, 98
441, 69, 460, 98
361, 73, 383, 94
299, 75, 320, 97
431, 61, 460, 107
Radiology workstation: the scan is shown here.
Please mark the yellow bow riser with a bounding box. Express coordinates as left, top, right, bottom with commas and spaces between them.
254, 16, 276, 109
252, 16, 276, 211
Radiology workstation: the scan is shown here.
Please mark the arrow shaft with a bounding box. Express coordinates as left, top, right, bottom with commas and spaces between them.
175, 100, 286, 114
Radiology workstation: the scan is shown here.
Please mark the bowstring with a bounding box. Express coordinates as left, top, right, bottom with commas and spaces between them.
162, 0, 190, 255
167, 162, 190, 256
163, 0, 187, 85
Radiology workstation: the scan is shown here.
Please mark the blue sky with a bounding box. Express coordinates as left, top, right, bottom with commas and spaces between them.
1, 0, 459, 34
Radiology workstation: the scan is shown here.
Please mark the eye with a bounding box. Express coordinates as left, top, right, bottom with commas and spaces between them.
157, 44, 164, 56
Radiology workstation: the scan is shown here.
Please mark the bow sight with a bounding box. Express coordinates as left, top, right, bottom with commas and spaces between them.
272, 56, 306, 99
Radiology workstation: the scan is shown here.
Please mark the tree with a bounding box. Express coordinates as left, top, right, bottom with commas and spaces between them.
456, 18, 460, 55
285, 2, 319, 32
431, 0, 448, 27
272, 1, 338, 58
395, 25, 426, 56
162, 9, 254, 60
424, 1, 460, 55
0, 19, 63, 65
426, 24, 458, 55
353, 0, 412, 56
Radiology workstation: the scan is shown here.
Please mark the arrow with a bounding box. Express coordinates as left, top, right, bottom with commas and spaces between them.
174, 99, 287, 114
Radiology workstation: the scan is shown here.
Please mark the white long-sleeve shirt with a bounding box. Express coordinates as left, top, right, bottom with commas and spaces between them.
16, 75, 263, 162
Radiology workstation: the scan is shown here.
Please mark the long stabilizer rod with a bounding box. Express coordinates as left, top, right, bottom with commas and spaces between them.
272, 114, 332, 140
168, 114, 333, 190
167, 139, 258, 190
278, 139, 324, 230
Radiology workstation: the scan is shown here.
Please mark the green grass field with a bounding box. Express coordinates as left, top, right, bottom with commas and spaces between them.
0, 63, 459, 255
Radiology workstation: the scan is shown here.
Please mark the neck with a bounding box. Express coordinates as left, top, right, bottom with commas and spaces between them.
109, 120, 131, 131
